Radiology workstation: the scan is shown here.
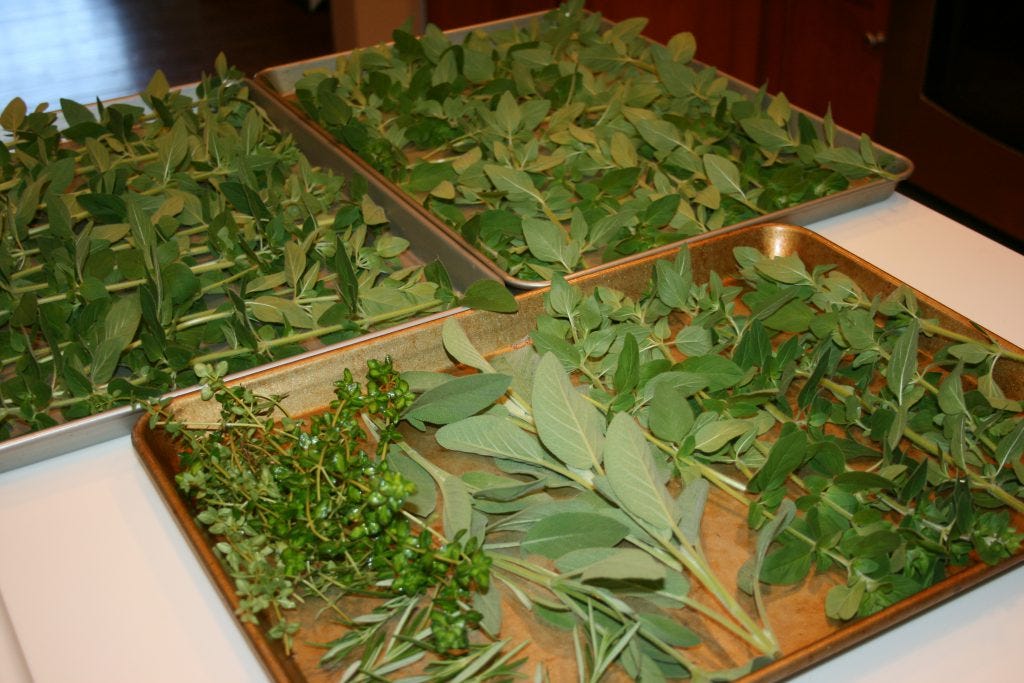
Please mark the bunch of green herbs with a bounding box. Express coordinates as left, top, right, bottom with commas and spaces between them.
0, 57, 511, 440
161, 358, 492, 656
293, 0, 901, 281
389, 246, 1024, 677
166, 245, 1024, 680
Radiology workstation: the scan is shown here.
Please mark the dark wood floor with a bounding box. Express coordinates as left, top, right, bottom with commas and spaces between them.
0, 0, 332, 109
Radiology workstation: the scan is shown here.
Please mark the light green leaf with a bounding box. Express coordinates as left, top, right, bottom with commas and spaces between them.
521, 218, 566, 265
825, 581, 866, 621
948, 342, 989, 364
435, 414, 552, 468
633, 118, 682, 153
484, 164, 544, 204
610, 131, 638, 167
360, 194, 387, 225
532, 353, 605, 470
603, 412, 675, 535
494, 91, 522, 136
442, 317, 495, 373
459, 279, 518, 313
666, 31, 697, 63
740, 117, 795, 151
692, 419, 752, 453
249, 296, 314, 328
674, 478, 709, 550
654, 259, 690, 309
886, 320, 919, 404
637, 613, 701, 648
283, 241, 306, 288
648, 381, 693, 443
522, 511, 628, 559
387, 445, 437, 516
555, 547, 666, 583
703, 153, 745, 198
405, 373, 511, 425
441, 475, 473, 539
995, 421, 1024, 476
754, 253, 810, 284
674, 325, 712, 357
937, 364, 966, 416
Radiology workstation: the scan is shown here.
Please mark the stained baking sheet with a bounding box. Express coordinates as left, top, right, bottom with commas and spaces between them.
255, 10, 914, 290
0, 81, 497, 473
133, 223, 1023, 682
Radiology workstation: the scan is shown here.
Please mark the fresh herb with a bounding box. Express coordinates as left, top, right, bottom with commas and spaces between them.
158, 358, 491, 656
0, 58, 512, 441
399, 246, 1023, 676
293, 1, 901, 280
163, 246, 1023, 680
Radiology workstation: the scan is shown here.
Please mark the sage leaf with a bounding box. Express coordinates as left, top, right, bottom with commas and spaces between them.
674, 478, 709, 550
637, 613, 701, 648
435, 414, 553, 468
678, 355, 744, 392
441, 475, 474, 539
555, 547, 666, 583
603, 412, 675, 535
405, 373, 511, 425
441, 318, 495, 373
532, 352, 605, 471
737, 498, 796, 595
521, 511, 628, 559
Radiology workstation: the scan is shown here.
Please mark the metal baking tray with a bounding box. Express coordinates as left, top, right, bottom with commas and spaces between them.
0, 81, 497, 473
255, 10, 914, 290
133, 223, 1022, 682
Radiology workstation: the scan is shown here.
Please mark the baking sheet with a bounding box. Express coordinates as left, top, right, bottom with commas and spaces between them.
255, 10, 914, 290
133, 223, 1023, 682
0, 81, 497, 473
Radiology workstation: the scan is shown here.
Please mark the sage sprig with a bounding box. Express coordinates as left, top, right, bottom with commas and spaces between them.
292, 1, 901, 280
0, 58, 512, 441
407, 246, 1022, 674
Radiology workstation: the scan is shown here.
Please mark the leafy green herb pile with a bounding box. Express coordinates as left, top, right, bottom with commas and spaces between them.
167, 359, 492, 656
293, 0, 901, 280
169, 246, 1024, 680
0, 57, 500, 441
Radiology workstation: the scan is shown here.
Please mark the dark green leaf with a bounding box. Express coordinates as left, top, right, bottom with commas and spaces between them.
748, 426, 807, 494
458, 279, 517, 313
613, 333, 640, 395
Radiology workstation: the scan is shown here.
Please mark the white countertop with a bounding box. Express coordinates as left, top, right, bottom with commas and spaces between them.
1, 193, 1022, 682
